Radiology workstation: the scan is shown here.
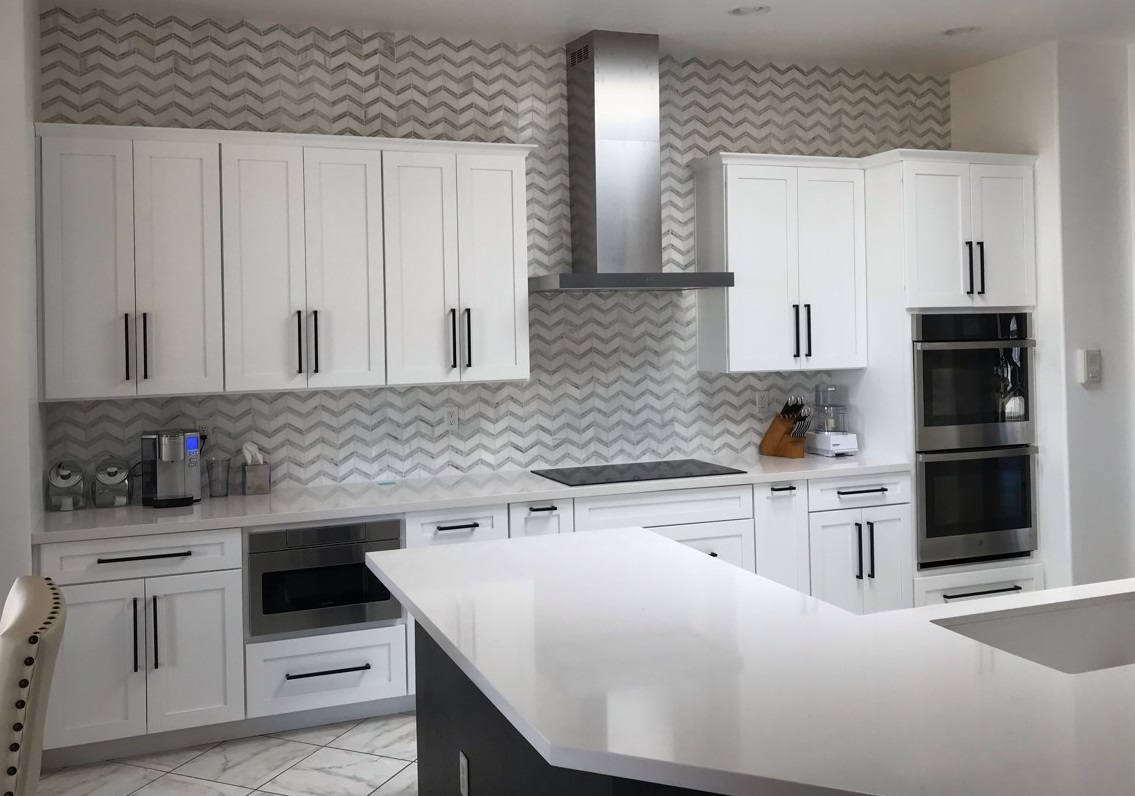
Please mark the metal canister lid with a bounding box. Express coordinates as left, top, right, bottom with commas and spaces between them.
94, 459, 131, 486
47, 461, 84, 488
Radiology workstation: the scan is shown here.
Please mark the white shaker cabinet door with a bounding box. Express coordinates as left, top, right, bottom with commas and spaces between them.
861, 504, 914, 614
808, 508, 865, 614
222, 144, 308, 392
456, 154, 530, 382
754, 481, 811, 593
797, 168, 867, 370
384, 151, 461, 386
304, 148, 387, 389
146, 569, 245, 734
971, 164, 1036, 308
902, 160, 974, 308
723, 165, 800, 372
45, 579, 147, 749
133, 141, 224, 396
41, 137, 137, 400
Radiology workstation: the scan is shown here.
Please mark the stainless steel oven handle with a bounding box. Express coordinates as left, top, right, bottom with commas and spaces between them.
917, 445, 1038, 463
914, 340, 1036, 351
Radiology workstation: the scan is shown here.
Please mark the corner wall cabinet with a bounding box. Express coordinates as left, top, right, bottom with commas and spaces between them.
38, 124, 532, 399
695, 154, 867, 373
863, 151, 1037, 309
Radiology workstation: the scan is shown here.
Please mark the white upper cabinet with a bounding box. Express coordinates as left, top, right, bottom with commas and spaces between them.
695, 155, 867, 373
134, 141, 224, 396
893, 155, 1036, 309
41, 137, 136, 400
303, 148, 387, 389
221, 144, 309, 393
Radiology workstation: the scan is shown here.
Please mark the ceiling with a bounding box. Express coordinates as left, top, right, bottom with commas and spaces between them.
56, 0, 1135, 74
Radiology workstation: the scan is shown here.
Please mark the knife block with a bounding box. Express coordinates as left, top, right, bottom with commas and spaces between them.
759, 414, 806, 459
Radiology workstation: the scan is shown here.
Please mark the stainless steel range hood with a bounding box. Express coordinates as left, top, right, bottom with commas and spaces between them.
529, 31, 733, 292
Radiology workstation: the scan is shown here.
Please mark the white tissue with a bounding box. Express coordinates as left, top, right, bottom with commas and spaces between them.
241, 442, 265, 466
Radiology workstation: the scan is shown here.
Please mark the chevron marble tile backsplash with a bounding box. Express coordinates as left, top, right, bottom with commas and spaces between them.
39, 7, 950, 486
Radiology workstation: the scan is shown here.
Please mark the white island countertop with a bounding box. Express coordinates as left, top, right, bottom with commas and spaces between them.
34, 452, 908, 544
368, 528, 1135, 796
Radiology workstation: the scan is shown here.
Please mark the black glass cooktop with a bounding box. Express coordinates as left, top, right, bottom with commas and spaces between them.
531, 459, 745, 487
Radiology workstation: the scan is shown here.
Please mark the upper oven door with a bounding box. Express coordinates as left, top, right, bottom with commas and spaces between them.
248, 539, 401, 639
917, 446, 1038, 566
914, 339, 1035, 451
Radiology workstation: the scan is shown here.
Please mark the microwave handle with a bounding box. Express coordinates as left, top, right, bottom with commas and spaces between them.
918, 445, 1038, 463
915, 340, 1036, 351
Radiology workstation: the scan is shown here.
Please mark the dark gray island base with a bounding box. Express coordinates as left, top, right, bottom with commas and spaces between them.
416, 624, 723, 796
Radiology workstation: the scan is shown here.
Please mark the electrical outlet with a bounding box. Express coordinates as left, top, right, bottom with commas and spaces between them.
755, 391, 771, 413
198, 422, 212, 440
444, 405, 460, 431
459, 750, 469, 796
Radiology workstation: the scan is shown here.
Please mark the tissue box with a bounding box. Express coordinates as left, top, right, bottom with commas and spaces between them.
242, 463, 271, 495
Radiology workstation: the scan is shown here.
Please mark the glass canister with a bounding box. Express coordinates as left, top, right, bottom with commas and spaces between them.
45, 460, 87, 511
92, 458, 132, 508
813, 383, 850, 434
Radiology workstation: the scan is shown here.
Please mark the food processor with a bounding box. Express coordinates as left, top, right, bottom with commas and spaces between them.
805, 383, 859, 457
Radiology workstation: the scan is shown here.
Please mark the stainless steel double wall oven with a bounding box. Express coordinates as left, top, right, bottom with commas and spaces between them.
913, 313, 1038, 567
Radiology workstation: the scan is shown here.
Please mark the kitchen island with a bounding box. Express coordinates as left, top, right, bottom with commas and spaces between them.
367, 528, 1135, 796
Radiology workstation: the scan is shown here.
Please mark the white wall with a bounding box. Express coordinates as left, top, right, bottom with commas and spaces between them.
951, 43, 1073, 587
952, 41, 1135, 586
0, 0, 41, 595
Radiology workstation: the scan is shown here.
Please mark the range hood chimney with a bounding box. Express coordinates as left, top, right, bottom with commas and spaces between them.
529, 31, 733, 292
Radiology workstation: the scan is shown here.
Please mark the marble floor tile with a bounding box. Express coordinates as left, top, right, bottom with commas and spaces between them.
372, 762, 418, 795
267, 720, 360, 746
132, 773, 254, 796
329, 713, 417, 761
257, 747, 409, 796
37, 761, 163, 796
173, 736, 319, 789
116, 743, 218, 772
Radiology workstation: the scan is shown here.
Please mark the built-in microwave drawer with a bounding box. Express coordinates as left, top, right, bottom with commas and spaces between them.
575, 486, 754, 532
404, 505, 509, 548
39, 528, 242, 584
808, 473, 912, 513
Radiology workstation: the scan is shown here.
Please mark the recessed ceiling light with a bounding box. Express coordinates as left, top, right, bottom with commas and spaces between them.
941, 26, 982, 37
728, 5, 771, 17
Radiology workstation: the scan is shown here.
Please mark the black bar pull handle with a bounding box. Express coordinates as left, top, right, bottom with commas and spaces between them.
152, 595, 159, 670
465, 308, 472, 368
837, 487, 889, 497
312, 310, 320, 374
296, 310, 303, 374
98, 550, 193, 565
132, 597, 139, 674
286, 663, 371, 681
450, 309, 458, 369
528, 505, 558, 513
436, 522, 480, 533
867, 521, 876, 579
770, 485, 797, 493
805, 303, 813, 357
977, 241, 986, 295
792, 304, 800, 357
855, 523, 864, 580
124, 313, 131, 381
943, 585, 1023, 601
966, 241, 975, 295
142, 312, 150, 380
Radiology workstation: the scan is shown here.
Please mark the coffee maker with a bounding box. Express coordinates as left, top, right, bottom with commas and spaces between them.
140, 431, 202, 507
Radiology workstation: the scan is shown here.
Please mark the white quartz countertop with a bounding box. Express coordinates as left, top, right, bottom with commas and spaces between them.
367, 529, 1135, 796
34, 453, 908, 544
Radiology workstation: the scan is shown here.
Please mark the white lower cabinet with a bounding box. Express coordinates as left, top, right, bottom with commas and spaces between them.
404, 505, 509, 548
45, 565, 244, 749
753, 481, 810, 591
652, 519, 754, 571
246, 626, 408, 718
914, 562, 1044, 607
809, 504, 913, 614
509, 500, 574, 537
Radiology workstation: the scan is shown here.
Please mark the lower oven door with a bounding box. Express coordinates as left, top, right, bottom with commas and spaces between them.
917, 446, 1038, 567
248, 539, 401, 639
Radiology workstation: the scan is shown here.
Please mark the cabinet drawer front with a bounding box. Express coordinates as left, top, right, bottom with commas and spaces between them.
39, 529, 242, 584
808, 472, 912, 512
651, 519, 755, 571
914, 563, 1044, 607
405, 505, 509, 548
246, 625, 408, 718
508, 499, 575, 537
575, 486, 754, 532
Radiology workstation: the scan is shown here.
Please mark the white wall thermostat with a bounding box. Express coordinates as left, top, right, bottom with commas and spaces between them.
1076, 348, 1103, 386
